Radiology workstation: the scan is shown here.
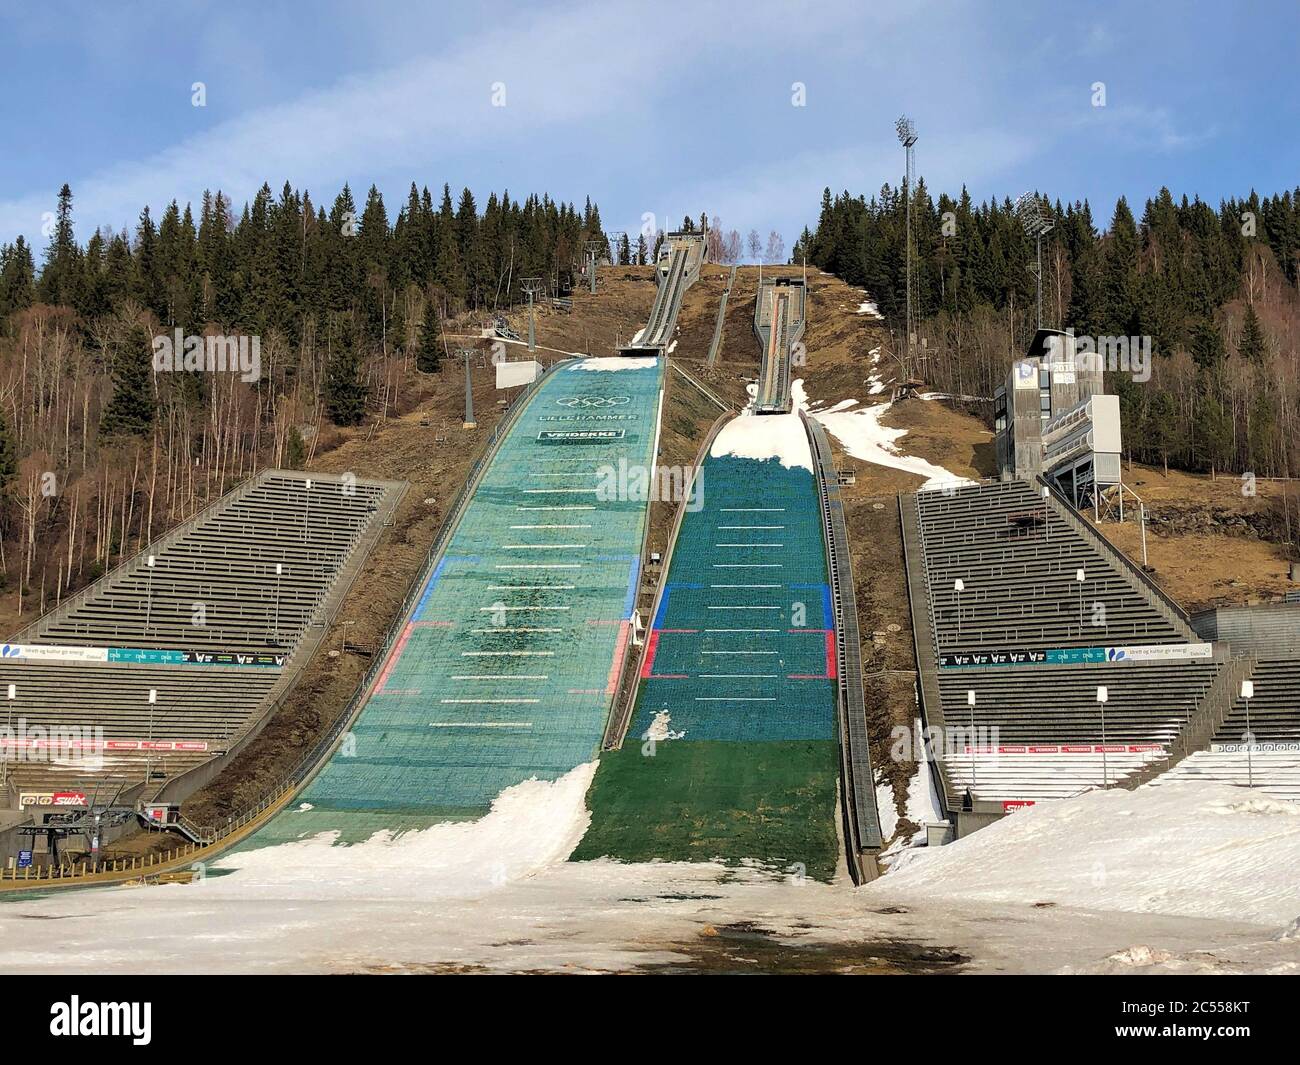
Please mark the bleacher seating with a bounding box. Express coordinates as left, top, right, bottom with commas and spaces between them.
2, 470, 404, 805
20, 472, 395, 654
905, 479, 1230, 805
1153, 657, 1300, 800
0, 662, 280, 799
916, 479, 1190, 652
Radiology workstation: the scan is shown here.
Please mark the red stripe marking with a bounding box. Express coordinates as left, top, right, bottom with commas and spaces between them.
374, 622, 415, 694
606, 620, 630, 695
825, 631, 838, 679
640, 631, 661, 679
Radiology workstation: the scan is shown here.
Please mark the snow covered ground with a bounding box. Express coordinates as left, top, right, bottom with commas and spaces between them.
570, 355, 654, 372
855, 294, 883, 319
881, 781, 1300, 927
709, 410, 812, 471
793, 379, 974, 492
0, 775, 1295, 974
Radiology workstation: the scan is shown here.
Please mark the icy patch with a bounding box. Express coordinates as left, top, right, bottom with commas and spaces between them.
793, 379, 974, 491
666, 340, 678, 354
1207, 796, 1300, 817
295, 803, 314, 813
904, 746, 945, 829
1273, 917, 1300, 941
645, 711, 684, 742
875, 782, 899, 842
709, 411, 812, 472
1106, 945, 1176, 967
571, 356, 656, 373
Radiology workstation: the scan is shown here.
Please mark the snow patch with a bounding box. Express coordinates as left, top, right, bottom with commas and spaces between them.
570, 356, 656, 373
206, 762, 600, 901
793, 379, 974, 491
875, 783, 899, 842
856, 296, 883, 319
878, 781, 1300, 926
645, 711, 684, 742
709, 412, 812, 472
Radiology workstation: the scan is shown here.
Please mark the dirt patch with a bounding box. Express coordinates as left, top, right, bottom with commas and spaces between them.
640, 923, 968, 974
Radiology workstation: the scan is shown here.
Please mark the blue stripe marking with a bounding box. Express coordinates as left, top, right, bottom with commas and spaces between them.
790, 583, 834, 628
623, 558, 640, 619
652, 582, 704, 627
414, 555, 479, 618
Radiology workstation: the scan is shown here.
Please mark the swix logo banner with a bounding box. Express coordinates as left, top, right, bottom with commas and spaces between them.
19, 791, 88, 808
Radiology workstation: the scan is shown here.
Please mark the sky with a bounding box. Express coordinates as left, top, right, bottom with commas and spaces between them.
2, 0, 1298, 253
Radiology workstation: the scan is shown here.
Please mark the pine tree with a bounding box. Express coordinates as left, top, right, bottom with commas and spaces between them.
323, 325, 368, 426
417, 298, 442, 373
1239, 302, 1266, 361
100, 325, 156, 437
285, 426, 306, 469
38, 184, 81, 306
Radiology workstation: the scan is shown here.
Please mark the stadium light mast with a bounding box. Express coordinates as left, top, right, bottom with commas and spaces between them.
521, 277, 543, 353
895, 115, 918, 379
1015, 192, 1054, 330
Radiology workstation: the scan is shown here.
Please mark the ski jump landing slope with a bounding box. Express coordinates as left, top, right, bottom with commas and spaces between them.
574, 412, 841, 879
248, 357, 665, 845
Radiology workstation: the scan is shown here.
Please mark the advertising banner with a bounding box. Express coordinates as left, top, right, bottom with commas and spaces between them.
495, 359, 542, 389
19, 791, 88, 809
536, 429, 626, 444
1, 643, 108, 663
941, 643, 1213, 668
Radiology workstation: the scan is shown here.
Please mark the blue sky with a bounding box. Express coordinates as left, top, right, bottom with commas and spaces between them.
3, 0, 1298, 252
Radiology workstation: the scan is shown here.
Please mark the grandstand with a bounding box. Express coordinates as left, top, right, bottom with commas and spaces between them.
1, 470, 404, 818
901, 476, 1238, 814
1153, 616, 1300, 800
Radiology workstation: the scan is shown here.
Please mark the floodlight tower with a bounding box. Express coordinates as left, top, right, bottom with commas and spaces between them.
456, 346, 477, 428
1015, 192, 1054, 330
520, 276, 543, 352
895, 116, 918, 378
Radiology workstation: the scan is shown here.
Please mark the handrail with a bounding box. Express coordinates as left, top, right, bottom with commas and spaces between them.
705, 265, 737, 367
804, 413, 882, 877
670, 361, 734, 412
